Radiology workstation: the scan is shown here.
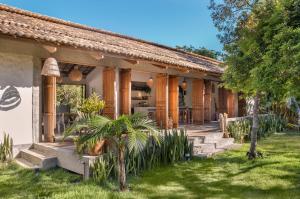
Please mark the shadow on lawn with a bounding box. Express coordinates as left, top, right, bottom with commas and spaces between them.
131, 153, 300, 199
0, 164, 81, 198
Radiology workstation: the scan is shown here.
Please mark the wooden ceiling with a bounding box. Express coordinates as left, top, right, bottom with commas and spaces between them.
58, 62, 95, 78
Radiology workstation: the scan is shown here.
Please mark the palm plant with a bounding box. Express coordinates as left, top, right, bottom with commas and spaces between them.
64, 113, 159, 191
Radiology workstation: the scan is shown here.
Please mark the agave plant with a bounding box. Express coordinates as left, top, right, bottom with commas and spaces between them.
91, 129, 193, 185
64, 113, 159, 191
0, 133, 13, 162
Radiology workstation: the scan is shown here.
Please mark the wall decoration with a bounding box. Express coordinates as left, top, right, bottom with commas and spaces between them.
0, 86, 21, 111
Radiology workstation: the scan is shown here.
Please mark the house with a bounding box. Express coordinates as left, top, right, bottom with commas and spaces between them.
0, 4, 246, 168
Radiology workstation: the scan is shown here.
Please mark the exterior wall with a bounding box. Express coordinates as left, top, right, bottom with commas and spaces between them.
0, 52, 34, 149
131, 71, 156, 107
86, 67, 103, 97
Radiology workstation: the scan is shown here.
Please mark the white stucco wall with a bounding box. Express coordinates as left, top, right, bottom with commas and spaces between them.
0, 52, 33, 146
86, 67, 103, 97
131, 71, 156, 107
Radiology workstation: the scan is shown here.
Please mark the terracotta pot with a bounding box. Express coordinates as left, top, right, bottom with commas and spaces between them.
88, 140, 105, 156
223, 132, 230, 138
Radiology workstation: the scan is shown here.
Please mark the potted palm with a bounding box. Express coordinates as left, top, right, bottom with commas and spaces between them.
64, 113, 159, 191
72, 93, 105, 155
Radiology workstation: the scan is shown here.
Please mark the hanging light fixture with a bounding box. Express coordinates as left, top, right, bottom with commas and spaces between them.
41, 57, 60, 77
181, 78, 187, 91
147, 76, 153, 88
69, 66, 82, 82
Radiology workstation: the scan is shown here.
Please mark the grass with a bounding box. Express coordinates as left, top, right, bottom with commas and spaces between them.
1, 131, 300, 199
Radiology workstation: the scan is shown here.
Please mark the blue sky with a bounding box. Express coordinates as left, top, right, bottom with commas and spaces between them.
0, 0, 222, 51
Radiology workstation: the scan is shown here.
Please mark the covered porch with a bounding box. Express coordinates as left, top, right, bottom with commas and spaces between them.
41, 58, 240, 142
39, 50, 243, 143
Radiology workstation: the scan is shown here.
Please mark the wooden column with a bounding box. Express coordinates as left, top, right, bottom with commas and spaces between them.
120, 69, 131, 115
227, 90, 238, 118
218, 87, 228, 114
192, 79, 204, 125
204, 80, 212, 122
168, 76, 179, 128
156, 74, 168, 128
103, 67, 116, 119
44, 76, 56, 142
238, 93, 247, 117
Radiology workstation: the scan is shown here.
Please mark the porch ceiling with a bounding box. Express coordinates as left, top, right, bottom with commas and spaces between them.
58, 62, 95, 77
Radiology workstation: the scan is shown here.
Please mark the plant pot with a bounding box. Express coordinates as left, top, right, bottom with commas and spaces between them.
223, 132, 230, 138
88, 140, 106, 156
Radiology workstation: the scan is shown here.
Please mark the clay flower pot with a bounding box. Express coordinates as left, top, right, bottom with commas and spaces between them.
88, 140, 106, 156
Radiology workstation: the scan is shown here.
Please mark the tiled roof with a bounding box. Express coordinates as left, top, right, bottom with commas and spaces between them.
0, 4, 224, 74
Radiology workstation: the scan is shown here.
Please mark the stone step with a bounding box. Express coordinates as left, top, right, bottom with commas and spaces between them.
194, 143, 242, 158
188, 136, 205, 146
15, 158, 36, 169
203, 133, 224, 143
215, 138, 234, 149
193, 143, 216, 154
32, 143, 57, 157
19, 149, 57, 170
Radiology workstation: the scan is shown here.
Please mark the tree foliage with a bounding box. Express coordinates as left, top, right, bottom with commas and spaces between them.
210, 0, 300, 158
211, 0, 300, 100
176, 45, 222, 60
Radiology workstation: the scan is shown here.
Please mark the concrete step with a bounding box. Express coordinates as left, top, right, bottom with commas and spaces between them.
19, 149, 57, 170
15, 158, 36, 169
193, 143, 216, 154
215, 138, 234, 149
32, 143, 57, 157
194, 143, 242, 158
203, 133, 224, 143
188, 136, 205, 146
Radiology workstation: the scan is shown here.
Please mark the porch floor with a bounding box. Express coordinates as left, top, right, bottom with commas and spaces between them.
179, 121, 221, 136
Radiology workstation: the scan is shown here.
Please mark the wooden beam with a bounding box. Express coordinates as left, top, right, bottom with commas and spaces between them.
43, 45, 57, 53
90, 52, 105, 60
152, 64, 168, 69
124, 59, 139, 65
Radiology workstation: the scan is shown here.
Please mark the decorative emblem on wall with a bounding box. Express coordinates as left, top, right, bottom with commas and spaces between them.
0, 86, 21, 111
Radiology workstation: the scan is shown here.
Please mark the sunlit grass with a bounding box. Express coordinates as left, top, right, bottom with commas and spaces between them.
0, 131, 299, 199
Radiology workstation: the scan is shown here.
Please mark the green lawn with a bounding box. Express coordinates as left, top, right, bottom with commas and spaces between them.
1, 132, 300, 199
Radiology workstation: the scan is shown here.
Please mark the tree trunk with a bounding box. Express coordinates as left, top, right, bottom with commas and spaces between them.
118, 146, 127, 191
248, 93, 260, 159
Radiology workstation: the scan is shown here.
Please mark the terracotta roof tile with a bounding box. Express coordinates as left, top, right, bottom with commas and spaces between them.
0, 4, 224, 74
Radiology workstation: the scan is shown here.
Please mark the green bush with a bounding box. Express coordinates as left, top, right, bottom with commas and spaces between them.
0, 133, 13, 162
91, 129, 193, 184
227, 114, 287, 143
227, 119, 251, 143
79, 93, 105, 115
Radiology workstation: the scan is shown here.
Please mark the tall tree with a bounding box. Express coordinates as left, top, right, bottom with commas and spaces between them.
210, 0, 300, 159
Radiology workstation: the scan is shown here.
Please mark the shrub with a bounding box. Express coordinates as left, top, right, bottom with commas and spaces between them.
0, 133, 13, 162
227, 119, 251, 143
91, 129, 193, 184
79, 92, 105, 115
227, 114, 287, 142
